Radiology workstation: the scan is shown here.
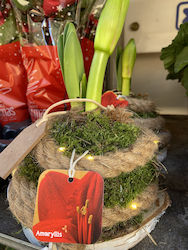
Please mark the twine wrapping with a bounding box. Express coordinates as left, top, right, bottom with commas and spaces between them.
35, 107, 159, 178
126, 97, 156, 113
7, 99, 162, 245
8, 169, 158, 230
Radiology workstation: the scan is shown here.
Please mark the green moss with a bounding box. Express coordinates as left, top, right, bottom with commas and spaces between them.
18, 155, 156, 208
104, 162, 157, 208
101, 213, 143, 241
135, 111, 158, 119
18, 154, 43, 186
50, 112, 140, 156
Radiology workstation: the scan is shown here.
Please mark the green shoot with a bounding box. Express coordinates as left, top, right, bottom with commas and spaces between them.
85, 0, 130, 111
57, 22, 86, 108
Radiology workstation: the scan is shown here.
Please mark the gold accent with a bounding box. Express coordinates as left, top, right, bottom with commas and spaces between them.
62, 225, 68, 233
81, 200, 89, 215
88, 215, 93, 224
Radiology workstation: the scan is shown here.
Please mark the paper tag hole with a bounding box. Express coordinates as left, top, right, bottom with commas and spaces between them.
68, 177, 74, 183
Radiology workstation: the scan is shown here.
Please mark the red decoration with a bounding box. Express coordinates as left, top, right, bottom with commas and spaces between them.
80, 37, 94, 78
43, 0, 77, 16
33, 170, 103, 244
101, 91, 129, 108
0, 42, 29, 126
0, 0, 11, 26
22, 45, 70, 122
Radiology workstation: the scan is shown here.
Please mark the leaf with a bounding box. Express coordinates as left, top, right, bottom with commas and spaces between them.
160, 45, 175, 69
116, 46, 123, 91
117, 52, 123, 91
80, 73, 87, 98
160, 22, 188, 81
57, 34, 64, 77
63, 24, 85, 99
181, 67, 188, 96
174, 46, 188, 73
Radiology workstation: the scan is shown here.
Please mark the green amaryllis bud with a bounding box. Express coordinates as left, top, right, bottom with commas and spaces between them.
116, 46, 123, 92
122, 39, 136, 96
86, 0, 130, 111
57, 22, 85, 107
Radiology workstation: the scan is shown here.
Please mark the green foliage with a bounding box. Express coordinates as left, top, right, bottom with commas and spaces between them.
101, 213, 143, 241
135, 111, 158, 119
19, 154, 43, 186
18, 155, 156, 209
104, 162, 157, 207
160, 23, 188, 95
50, 112, 140, 156
57, 22, 86, 102
0, 244, 15, 250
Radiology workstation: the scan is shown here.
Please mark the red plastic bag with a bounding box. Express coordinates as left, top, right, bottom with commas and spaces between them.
22, 45, 69, 122
0, 41, 29, 126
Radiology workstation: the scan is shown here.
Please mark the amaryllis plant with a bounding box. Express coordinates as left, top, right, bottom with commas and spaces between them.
58, 0, 130, 111
116, 38, 136, 96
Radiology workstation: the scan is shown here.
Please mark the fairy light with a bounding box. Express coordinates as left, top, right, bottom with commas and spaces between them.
130, 203, 138, 210
154, 140, 159, 144
58, 147, 66, 152
86, 155, 94, 161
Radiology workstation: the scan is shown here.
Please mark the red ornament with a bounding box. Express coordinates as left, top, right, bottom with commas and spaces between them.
101, 91, 129, 108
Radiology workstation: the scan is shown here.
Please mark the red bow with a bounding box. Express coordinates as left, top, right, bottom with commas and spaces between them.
43, 0, 76, 16
101, 91, 129, 108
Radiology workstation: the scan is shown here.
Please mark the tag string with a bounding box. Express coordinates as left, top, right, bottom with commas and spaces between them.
68, 149, 89, 178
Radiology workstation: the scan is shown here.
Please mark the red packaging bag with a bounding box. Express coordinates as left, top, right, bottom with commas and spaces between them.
0, 41, 29, 126
22, 45, 69, 122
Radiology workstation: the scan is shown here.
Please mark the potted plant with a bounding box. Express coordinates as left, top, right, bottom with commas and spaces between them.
7, 0, 170, 248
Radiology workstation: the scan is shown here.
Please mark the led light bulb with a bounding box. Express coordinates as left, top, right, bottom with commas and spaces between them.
130, 203, 137, 210
58, 147, 66, 152
86, 155, 94, 161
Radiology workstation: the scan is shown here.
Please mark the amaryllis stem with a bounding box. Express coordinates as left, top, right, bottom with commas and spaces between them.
85, 50, 109, 111
122, 77, 131, 96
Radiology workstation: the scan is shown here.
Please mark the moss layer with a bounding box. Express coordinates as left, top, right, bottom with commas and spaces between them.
104, 162, 157, 207
19, 154, 43, 187
19, 155, 157, 208
101, 213, 143, 241
50, 112, 140, 156
135, 111, 158, 119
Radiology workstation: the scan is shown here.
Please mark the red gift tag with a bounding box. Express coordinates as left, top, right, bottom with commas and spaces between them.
33, 169, 104, 244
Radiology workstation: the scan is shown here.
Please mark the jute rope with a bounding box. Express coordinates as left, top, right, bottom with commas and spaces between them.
8, 168, 158, 229
34, 102, 159, 178
126, 97, 156, 113
133, 116, 165, 131
7, 99, 160, 241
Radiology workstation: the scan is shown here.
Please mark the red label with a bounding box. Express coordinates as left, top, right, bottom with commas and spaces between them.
33, 170, 104, 244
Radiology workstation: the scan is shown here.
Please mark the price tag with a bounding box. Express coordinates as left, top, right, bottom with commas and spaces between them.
32, 169, 104, 244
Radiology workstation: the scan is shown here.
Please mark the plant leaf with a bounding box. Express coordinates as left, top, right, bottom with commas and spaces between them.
63, 24, 85, 99
181, 67, 188, 96
174, 46, 188, 73
80, 73, 87, 98
117, 52, 123, 91
57, 34, 64, 77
